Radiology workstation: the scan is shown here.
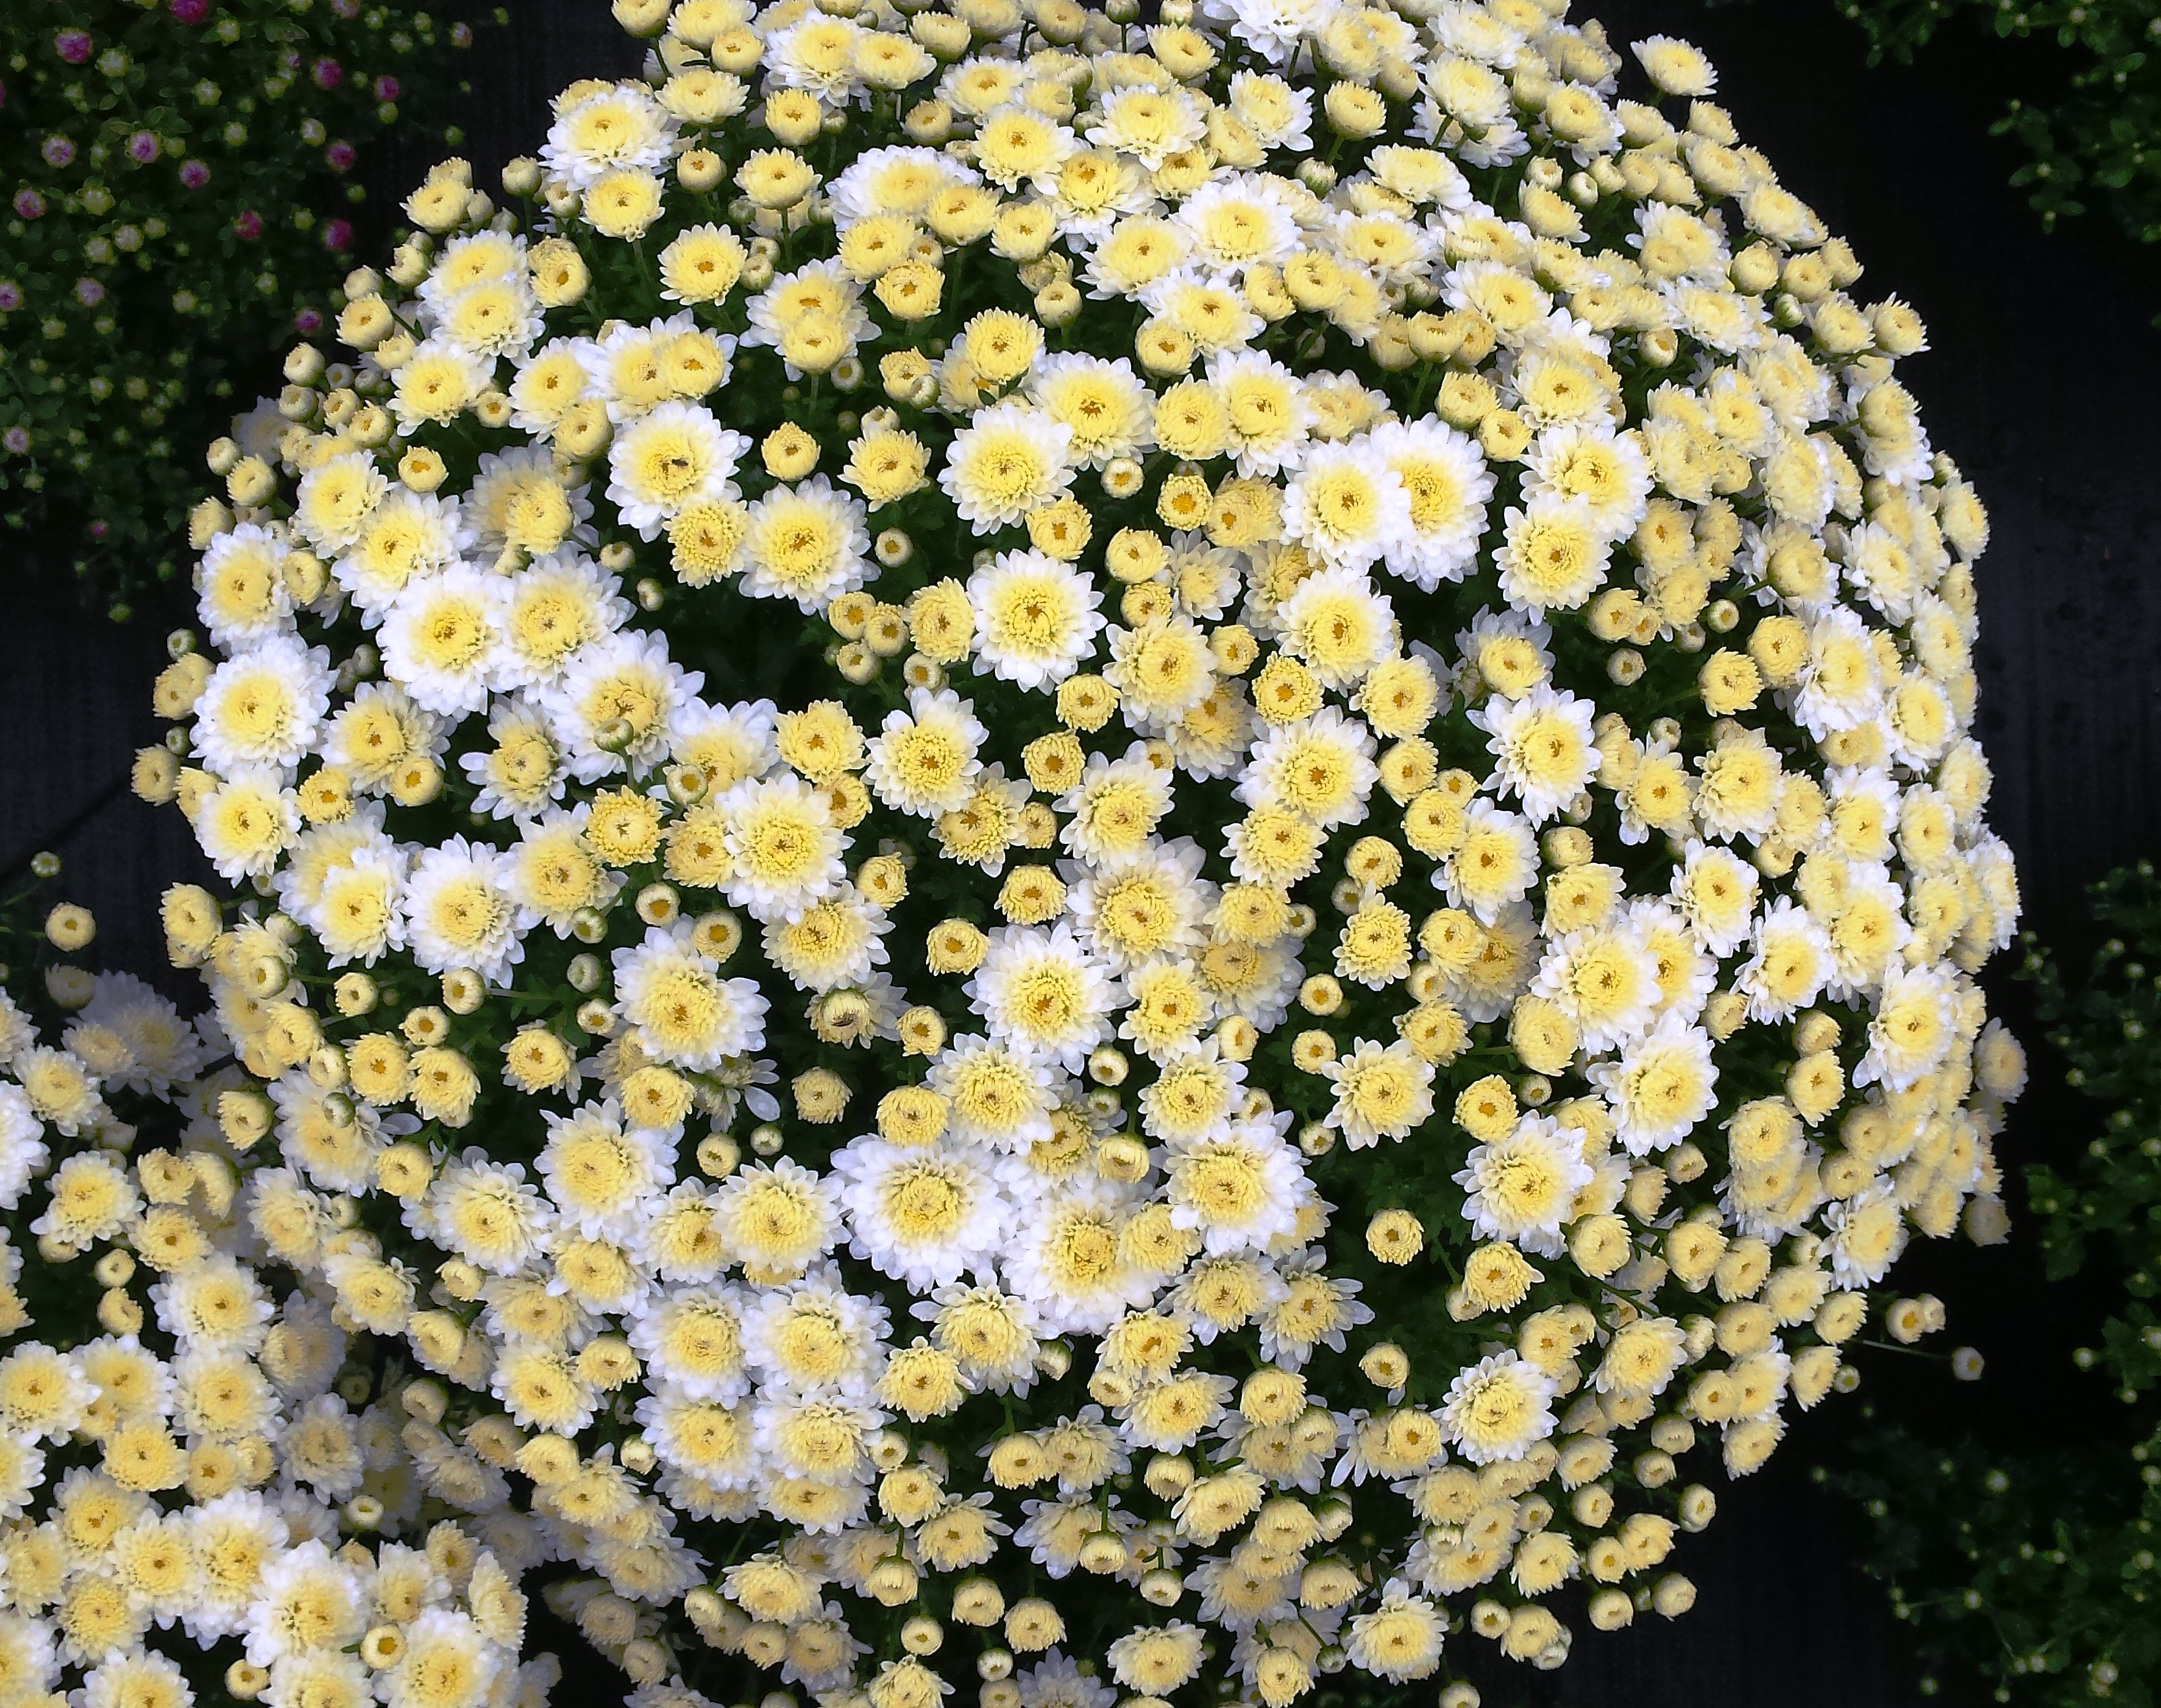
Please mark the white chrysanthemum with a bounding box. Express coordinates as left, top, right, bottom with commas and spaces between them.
613, 923, 771, 1070
828, 144, 976, 227
939, 401, 1076, 532
1495, 496, 1611, 617
741, 476, 873, 612
1320, 1038, 1436, 1149
293, 450, 388, 553
1001, 1183, 1156, 1336
1235, 706, 1380, 831
1087, 82, 1208, 170
1467, 684, 1601, 825
1274, 565, 1395, 692
968, 550, 1106, 690
1368, 417, 1493, 590
539, 628, 703, 782
1026, 354, 1154, 468
865, 687, 987, 818
400, 836, 522, 986
626, 1285, 748, 1404
1164, 1111, 1309, 1255
1521, 422, 1653, 541
1453, 1113, 1595, 1256
0, 1087, 49, 1212
831, 1138, 1013, 1292
538, 1100, 675, 1239
1856, 963, 1959, 1092
1281, 439, 1413, 573
1065, 838, 1215, 973
495, 550, 632, 690
1735, 898, 1835, 1024
416, 1152, 552, 1276
195, 522, 294, 648
542, 81, 679, 189
928, 1035, 1062, 1155
1530, 923, 1661, 1052
189, 633, 332, 779
1344, 1583, 1445, 1684
717, 772, 846, 923
965, 924, 1123, 1074
378, 564, 506, 717
741, 1269, 892, 1398
606, 400, 751, 539
1439, 1351, 1558, 1465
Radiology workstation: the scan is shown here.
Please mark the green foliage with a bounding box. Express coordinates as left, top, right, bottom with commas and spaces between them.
0, 0, 478, 620
1828, 862, 2161, 1705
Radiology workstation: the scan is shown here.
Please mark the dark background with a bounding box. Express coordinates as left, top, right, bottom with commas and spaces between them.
6, 1, 2157, 1702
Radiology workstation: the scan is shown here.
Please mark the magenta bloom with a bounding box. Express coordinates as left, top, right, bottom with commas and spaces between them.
169, 0, 209, 21
374, 75, 401, 102
331, 0, 361, 17
294, 306, 325, 334
324, 141, 358, 171
179, 160, 210, 190
1, 428, 31, 456
40, 137, 75, 169
12, 189, 46, 220
73, 277, 104, 308
0, 282, 22, 312
322, 219, 355, 253
233, 210, 263, 240
86, 520, 110, 541
126, 130, 160, 164
311, 57, 342, 90
54, 30, 93, 64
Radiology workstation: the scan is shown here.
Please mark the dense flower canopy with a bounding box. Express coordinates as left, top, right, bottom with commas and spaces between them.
141, 0, 2028, 1701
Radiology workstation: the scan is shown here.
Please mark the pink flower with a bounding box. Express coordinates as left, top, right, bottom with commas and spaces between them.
324, 141, 357, 171
322, 219, 355, 253
126, 130, 160, 163
373, 75, 401, 102
179, 159, 210, 189
11, 189, 46, 220
40, 136, 74, 169
233, 210, 263, 240
2, 428, 32, 456
0, 282, 21, 312
54, 30, 93, 65
87, 520, 110, 540
73, 277, 105, 308
169, 0, 209, 22
294, 306, 325, 334
311, 57, 342, 90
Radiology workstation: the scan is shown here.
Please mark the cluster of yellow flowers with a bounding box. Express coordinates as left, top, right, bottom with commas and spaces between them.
138, 0, 2028, 1700
0, 897, 548, 1708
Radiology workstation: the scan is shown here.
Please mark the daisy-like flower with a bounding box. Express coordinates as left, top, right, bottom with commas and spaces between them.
1164, 1111, 1310, 1255
542, 80, 678, 189
190, 634, 333, 777
1369, 418, 1494, 590
717, 772, 847, 923
539, 628, 703, 782
1321, 1039, 1436, 1149
1438, 1351, 1558, 1464
1734, 898, 1834, 1023
831, 1138, 1013, 1291
965, 924, 1124, 1073
1235, 706, 1380, 832
740, 476, 873, 612
1494, 496, 1611, 617
1001, 1182, 1157, 1336
1274, 565, 1395, 692
1058, 744, 1177, 868
1026, 354, 1154, 468
1087, 83, 1209, 171
1281, 439, 1413, 573
928, 1035, 1062, 1154
612, 923, 771, 1070
378, 564, 506, 717
606, 400, 750, 539
400, 837, 521, 986
865, 687, 987, 818
938, 400, 1076, 532
967, 550, 1106, 690
1453, 1113, 1596, 1256
1466, 684, 1601, 824
1530, 922, 1661, 1052
324, 488, 469, 623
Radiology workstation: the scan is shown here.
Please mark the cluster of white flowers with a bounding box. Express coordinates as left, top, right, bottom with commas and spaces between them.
140, 0, 2030, 1701
0, 902, 550, 1708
